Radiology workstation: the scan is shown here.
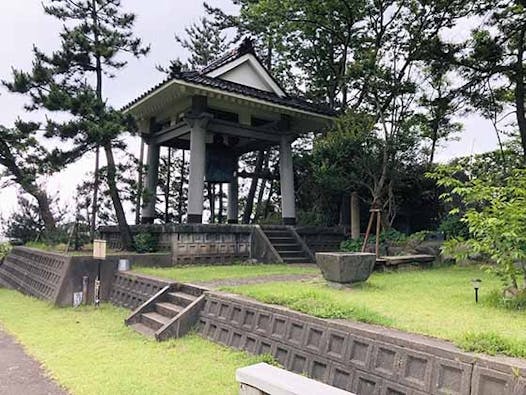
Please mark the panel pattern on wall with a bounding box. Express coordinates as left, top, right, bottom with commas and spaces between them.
173, 232, 250, 265
110, 272, 172, 309
0, 247, 70, 303
199, 292, 526, 395
296, 227, 346, 253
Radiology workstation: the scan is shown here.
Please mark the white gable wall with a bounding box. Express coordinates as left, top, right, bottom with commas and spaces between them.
219, 62, 274, 93
205, 53, 286, 97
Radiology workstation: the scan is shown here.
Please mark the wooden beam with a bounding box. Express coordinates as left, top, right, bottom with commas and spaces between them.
151, 122, 191, 145
208, 119, 282, 143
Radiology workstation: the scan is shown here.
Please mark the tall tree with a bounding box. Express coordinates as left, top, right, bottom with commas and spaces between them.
212, 0, 471, 223
0, 125, 60, 233
450, 1, 526, 158
4, 0, 149, 250
158, 16, 231, 75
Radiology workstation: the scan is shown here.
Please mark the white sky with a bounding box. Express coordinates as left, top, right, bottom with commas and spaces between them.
0, 0, 503, 224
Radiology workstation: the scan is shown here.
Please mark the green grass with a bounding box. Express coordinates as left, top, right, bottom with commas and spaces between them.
0, 289, 266, 395
222, 265, 526, 358
133, 263, 318, 283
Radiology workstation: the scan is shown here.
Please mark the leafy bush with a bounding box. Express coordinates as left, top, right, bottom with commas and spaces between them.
341, 229, 407, 252
431, 166, 526, 293
340, 238, 363, 252
0, 242, 11, 260
439, 214, 469, 240
134, 232, 158, 253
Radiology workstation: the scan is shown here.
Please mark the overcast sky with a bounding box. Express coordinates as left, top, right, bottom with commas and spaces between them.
0, 0, 503, 225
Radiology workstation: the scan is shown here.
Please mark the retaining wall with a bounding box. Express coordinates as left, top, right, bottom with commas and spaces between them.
100, 224, 265, 265
0, 247, 167, 306
110, 271, 172, 309
198, 291, 526, 395
100, 224, 347, 265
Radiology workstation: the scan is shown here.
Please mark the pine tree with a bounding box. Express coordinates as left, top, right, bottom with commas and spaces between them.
0, 125, 62, 233
4, 0, 149, 250
175, 17, 231, 70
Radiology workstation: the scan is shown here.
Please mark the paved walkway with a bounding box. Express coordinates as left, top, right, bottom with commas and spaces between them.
0, 329, 66, 395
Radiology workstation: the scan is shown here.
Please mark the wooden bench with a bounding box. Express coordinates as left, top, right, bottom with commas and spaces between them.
375, 254, 435, 271
236, 363, 354, 395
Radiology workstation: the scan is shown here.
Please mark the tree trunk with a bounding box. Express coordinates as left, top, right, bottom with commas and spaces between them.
218, 183, 224, 223
207, 183, 215, 223
90, 146, 100, 240
264, 180, 275, 220
242, 150, 265, 224
34, 190, 56, 232
103, 142, 134, 250
515, 26, 526, 160
254, 179, 267, 223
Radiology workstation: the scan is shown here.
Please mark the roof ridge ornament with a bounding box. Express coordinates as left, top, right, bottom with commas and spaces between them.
237, 37, 255, 55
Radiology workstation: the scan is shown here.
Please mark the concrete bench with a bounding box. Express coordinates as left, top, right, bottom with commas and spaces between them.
236, 363, 355, 395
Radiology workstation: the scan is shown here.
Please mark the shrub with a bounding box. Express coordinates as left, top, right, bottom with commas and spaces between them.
431, 167, 526, 294
134, 232, 158, 253
439, 214, 469, 240
0, 242, 11, 260
341, 229, 407, 252
340, 238, 363, 252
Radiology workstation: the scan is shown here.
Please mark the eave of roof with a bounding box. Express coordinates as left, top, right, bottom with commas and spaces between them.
122, 72, 337, 119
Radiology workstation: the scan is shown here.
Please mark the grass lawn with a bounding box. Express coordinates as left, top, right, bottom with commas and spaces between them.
222, 265, 526, 358
133, 263, 318, 283
0, 289, 266, 395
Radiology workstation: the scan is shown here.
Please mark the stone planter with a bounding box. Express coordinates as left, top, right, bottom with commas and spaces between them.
316, 252, 376, 284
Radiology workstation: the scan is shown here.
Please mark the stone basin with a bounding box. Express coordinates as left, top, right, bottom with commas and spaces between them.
316, 252, 376, 284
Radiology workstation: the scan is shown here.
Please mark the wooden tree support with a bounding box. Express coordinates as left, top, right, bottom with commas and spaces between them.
361, 208, 382, 257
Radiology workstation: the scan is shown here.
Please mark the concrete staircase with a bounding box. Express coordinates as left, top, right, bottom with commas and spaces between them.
126, 282, 207, 341
261, 226, 314, 264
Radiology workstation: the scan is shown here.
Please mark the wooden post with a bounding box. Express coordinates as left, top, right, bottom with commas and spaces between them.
362, 208, 381, 255
351, 192, 360, 240
375, 210, 381, 258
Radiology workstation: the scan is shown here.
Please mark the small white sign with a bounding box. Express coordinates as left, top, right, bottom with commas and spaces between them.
73, 292, 83, 307
93, 239, 107, 260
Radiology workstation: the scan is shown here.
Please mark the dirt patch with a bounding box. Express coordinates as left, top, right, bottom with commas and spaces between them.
196, 273, 320, 289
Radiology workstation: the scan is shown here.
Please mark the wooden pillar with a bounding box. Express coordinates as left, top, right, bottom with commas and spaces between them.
141, 141, 160, 224
351, 192, 360, 240
279, 135, 296, 225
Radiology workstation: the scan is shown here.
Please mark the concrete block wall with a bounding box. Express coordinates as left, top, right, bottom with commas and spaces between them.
0, 247, 162, 306
172, 228, 251, 265
198, 292, 526, 395
0, 247, 69, 303
110, 271, 172, 309
100, 224, 254, 265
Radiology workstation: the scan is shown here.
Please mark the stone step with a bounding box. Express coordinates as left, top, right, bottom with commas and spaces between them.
264, 230, 292, 237
267, 236, 296, 243
167, 291, 197, 307
273, 243, 302, 249
155, 302, 182, 318
283, 257, 312, 264
277, 251, 307, 258
177, 284, 205, 297
129, 322, 156, 338
141, 311, 171, 331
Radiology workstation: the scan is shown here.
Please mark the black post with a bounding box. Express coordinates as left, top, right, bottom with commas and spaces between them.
475, 288, 479, 303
